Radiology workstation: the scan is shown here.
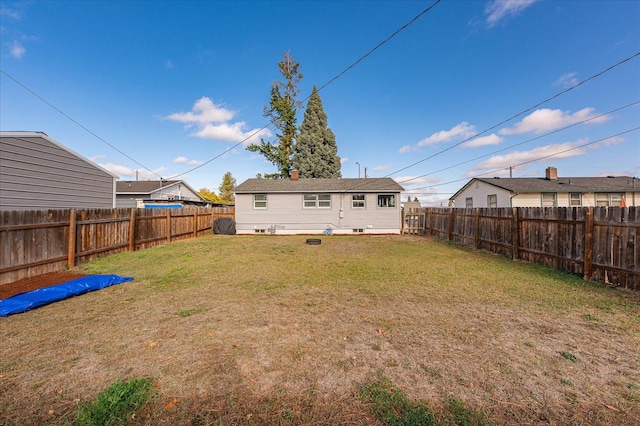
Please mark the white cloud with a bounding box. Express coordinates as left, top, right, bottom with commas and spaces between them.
553, 72, 579, 89
462, 133, 503, 148
468, 140, 588, 175
396, 176, 441, 186
500, 107, 608, 135
167, 97, 234, 125
173, 156, 203, 166
166, 96, 270, 145
371, 165, 391, 173
99, 163, 167, 180
417, 122, 477, 147
485, 0, 538, 27
340, 157, 348, 164
0, 6, 22, 20
10, 40, 24, 58
398, 145, 412, 154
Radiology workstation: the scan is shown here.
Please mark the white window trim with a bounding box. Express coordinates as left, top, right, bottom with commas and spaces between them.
253, 194, 267, 209
541, 192, 557, 207
303, 193, 332, 209
377, 194, 396, 208
352, 194, 366, 209
569, 192, 582, 207
487, 194, 497, 208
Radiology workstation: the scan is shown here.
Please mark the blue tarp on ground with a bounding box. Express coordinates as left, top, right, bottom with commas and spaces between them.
0, 275, 133, 317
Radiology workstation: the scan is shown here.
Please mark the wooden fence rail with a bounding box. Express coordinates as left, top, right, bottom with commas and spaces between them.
0, 207, 235, 285
403, 207, 639, 291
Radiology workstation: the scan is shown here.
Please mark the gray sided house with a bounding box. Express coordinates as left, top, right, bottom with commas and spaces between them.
115, 180, 207, 208
450, 167, 639, 208
234, 172, 405, 235
0, 131, 117, 210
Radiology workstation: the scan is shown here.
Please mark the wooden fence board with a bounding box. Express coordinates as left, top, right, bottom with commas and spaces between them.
0, 206, 234, 285
413, 206, 638, 290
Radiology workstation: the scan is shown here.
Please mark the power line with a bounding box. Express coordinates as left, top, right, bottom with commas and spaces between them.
0, 69, 162, 179
397, 100, 640, 186
407, 126, 640, 193
386, 51, 640, 178
168, 0, 443, 180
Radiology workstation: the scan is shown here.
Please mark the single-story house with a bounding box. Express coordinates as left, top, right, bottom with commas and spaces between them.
234, 170, 405, 235
0, 131, 118, 210
450, 166, 639, 208
115, 180, 207, 208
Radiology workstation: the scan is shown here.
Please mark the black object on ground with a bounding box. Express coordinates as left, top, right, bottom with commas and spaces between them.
214, 217, 236, 235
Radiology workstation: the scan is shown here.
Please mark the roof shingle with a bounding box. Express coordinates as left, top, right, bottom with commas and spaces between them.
235, 177, 404, 193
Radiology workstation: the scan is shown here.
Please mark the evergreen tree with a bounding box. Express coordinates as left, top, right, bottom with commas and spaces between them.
218, 171, 236, 203
247, 51, 302, 179
292, 86, 341, 178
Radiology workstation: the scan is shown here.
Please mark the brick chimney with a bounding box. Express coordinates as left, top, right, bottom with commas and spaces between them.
545, 166, 558, 180
290, 169, 299, 181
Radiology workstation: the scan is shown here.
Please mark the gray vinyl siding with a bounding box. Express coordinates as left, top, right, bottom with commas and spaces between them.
115, 196, 139, 209
0, 133, 116, 210
235, 192, 402, 234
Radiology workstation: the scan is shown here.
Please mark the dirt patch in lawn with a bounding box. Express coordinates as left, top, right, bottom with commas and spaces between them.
1, 235, 639, 425
0, 271, 86, 300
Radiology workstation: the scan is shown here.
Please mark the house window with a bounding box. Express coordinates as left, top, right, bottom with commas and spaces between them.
569, 193, 582, 206
465, 197, 473, 208
304, 194, 331, 209
253, 194, 267, 209
595, 193, 609, 206
377, 194, 396, 208
487, 194, 497, 208
542, 193, 557, 207
610, 193, 624, 207
352, 194, 365, 208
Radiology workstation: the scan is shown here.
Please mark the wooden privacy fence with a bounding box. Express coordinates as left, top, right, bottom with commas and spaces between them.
0, 207, 235, 285
403, 207, 639, 290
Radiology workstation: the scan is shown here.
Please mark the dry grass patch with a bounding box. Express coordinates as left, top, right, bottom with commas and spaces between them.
1, 235, 639, 425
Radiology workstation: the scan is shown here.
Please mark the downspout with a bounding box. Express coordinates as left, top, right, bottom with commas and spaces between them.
509, 192, 519, 207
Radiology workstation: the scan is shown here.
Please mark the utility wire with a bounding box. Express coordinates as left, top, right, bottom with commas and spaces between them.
407, 127, 640, 193
168, 0, 443, 180
386, 51, 640, 178
396, 100, 640, 186
0, 69, 162, 179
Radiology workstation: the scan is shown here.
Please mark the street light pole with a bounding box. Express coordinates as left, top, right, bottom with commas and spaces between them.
356, 162, 360, 178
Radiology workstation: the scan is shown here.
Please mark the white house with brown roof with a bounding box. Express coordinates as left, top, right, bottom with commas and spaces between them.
115, 180, 207, 208
450, 167, 639, 208
234, 171, 405, 235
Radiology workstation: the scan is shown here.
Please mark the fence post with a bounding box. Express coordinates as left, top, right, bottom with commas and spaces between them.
166, 209, 172, 243
448, 208, 455, 241
67, 209, 76, 269
512, 207, 520, 261
211, 208, 216, 233
193, 208, 198, 238
128, 208, 136, 252
473, 208, 480, 250
583, 207, 594, 281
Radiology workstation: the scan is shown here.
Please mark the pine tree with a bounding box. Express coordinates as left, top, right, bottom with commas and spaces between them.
218, 171, 236, 204
247, 51, 302, 179
292, 86, 341, 178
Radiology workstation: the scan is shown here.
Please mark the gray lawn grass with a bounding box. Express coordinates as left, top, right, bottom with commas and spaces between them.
1, 234, 639, 425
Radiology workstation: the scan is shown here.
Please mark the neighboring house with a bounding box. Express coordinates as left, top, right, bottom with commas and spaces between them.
115, 180, 207, 208
0, 131, 117, 210
234, 170, 405, 235
450, 166, 639, 208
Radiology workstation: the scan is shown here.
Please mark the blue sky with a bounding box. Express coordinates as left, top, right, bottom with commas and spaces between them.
1, 0, 638, 206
